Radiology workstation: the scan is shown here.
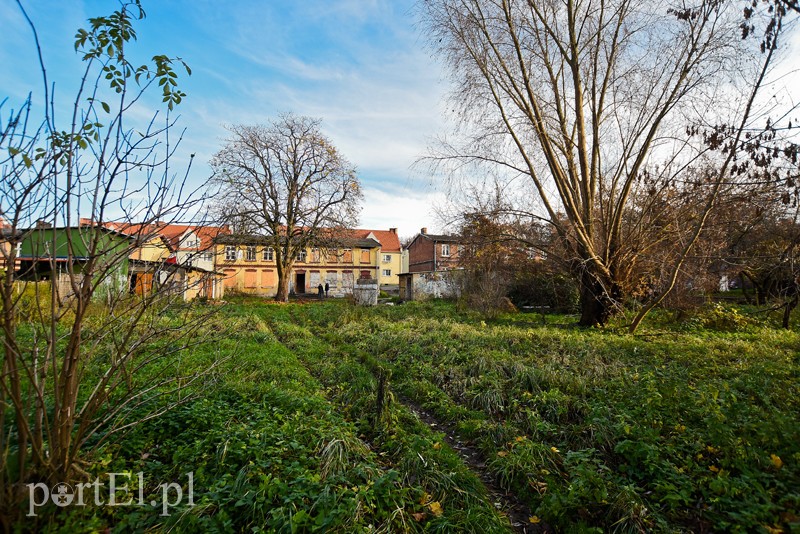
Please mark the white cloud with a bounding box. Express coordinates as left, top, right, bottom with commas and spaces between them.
359, 185, 446, 239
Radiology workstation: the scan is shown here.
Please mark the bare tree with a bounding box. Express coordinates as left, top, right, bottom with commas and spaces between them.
0, 1, 218, 522
420, 0, 793, 327
210, 115, 363, 301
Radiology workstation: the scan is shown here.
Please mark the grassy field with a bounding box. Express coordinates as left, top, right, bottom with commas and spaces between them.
32, 297, 800, 532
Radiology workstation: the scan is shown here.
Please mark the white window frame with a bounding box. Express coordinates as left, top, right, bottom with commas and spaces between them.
382, 254, 392, 263
441, 244, 451, 257
245, 246, 256, 261
382, 269, 392, 277
225, 245, 236, 261
296, 249, 307, 262
263, 247, 274, 261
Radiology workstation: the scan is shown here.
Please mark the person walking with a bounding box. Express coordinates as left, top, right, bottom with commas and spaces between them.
324, 281, 330, 298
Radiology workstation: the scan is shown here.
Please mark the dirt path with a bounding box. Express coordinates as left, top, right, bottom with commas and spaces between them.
400, 397, 552, 534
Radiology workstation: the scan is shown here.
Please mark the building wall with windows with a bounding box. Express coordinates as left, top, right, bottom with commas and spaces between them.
406, 227, 462, 273
352, 228, 402, 286
214, 237, 382, 297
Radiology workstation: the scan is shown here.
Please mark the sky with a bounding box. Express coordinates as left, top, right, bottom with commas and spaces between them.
0, 0, 451, 240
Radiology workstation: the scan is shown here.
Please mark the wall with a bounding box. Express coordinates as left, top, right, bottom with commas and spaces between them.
378, 251, 402, 286
399, 271, 462, 301
352, 278, 379, 306
216, 242, 379, 297
407, 236, 436, 273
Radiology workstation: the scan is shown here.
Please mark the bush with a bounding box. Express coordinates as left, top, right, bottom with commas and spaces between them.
698, 303, 759, 331
507, 272, 579, 313
14, 281, 54, 322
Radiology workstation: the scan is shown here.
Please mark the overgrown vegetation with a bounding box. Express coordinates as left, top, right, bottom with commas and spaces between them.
8, 297, 799, 532
278, 299, 799, 533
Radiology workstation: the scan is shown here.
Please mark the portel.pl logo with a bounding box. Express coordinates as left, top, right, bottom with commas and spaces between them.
26, 472, 194, 517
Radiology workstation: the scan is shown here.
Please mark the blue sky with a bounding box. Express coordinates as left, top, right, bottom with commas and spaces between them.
1, 0, 449, 239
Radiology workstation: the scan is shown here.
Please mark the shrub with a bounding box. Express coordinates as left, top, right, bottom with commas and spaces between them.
507, 272, 579, 313
698, 303, 758, 331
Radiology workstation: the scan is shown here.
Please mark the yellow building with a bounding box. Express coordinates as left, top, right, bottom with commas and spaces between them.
351, 228, 402, 287
106, 221, 226, 300
215, 233, 385, 297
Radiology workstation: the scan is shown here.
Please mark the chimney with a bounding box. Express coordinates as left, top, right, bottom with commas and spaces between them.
389, 227, 397, 234
421, 227, 428, 235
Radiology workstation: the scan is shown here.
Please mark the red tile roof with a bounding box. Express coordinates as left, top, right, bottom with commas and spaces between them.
86, 219, 228, 251
351, 229, 401, 252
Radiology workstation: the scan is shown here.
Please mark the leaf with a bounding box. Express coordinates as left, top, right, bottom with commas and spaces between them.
427, 501, 443, 517
101, 101, 110, 113
770, 454, 783, 469
529, 516, 541, 524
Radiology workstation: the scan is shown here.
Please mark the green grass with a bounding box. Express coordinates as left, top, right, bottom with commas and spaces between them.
21, 296, 799, 533
286, 299, 800, 533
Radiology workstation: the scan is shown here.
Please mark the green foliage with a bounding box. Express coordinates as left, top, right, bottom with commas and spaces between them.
508, 272, 579, 313
13, 281, 53, 322
285, 299, 799, 533
697, 303, 760, 332
28, 297, 800, 532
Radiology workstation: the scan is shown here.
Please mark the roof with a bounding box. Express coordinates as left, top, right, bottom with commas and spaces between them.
350, 229, 402, 252
407, 231, 463, 250
215, 233, 381, 249
419, 233, 462, 243
97, 220, 228, 251
21, 223, 135, 241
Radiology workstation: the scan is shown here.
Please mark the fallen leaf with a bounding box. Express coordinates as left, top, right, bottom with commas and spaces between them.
428, 501, 443, 517
529, 515, 541, 524
771, 454, 783, 469
411, 512, 426, 522
433, 442, 441, 450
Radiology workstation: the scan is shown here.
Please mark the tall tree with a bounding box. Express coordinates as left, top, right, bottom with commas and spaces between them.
1, 0, 217, 521
210, 115, 362, 302
420, 0, 792, 326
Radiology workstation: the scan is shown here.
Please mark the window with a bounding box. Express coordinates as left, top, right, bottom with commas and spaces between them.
263, 247, 274, 261
311, 248, 320, 263
261, 269, 275, 286
382, 269, 392, 277
225, 246, 236, 261
441, 244, 451, 257
245, 246, 256, 261
203, 252, 213, 262
382, 254, 392, 263
223, 269, 237, 288
296, 249, 307, 262
360, 249, 370, 263
342, 248, 352, 262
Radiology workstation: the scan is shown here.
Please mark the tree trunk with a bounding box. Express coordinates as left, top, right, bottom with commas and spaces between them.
783, 294, 798, 329
578, 269, 620, 327
276, 272, 290, 302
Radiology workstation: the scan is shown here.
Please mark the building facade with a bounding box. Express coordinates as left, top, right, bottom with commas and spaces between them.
405, 227, 463, 273
214, 235, 383, 297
